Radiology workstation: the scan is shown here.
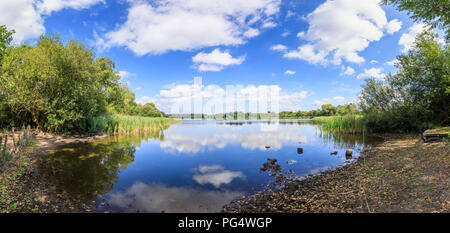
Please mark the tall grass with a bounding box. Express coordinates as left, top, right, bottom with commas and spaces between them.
315, 115, 367, 134
88, 115, 180, 135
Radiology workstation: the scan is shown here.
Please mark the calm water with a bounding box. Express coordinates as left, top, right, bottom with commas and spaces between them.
39, 119, 382, 212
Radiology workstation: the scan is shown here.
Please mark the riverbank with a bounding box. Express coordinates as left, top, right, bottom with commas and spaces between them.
225, 134, 449, 213
0, 132, 110, 212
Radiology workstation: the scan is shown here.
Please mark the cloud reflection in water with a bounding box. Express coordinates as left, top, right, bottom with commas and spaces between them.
102, 182, 243, 213
160, 124, 309, 154
193, 165, 246, 188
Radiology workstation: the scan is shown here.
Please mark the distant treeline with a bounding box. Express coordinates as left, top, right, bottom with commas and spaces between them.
169, 103, 359, 120
0, 26, 166, 133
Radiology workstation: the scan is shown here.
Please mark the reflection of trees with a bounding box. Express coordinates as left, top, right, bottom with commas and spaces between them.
317, 131, 382, 149
39, 139, 138, 204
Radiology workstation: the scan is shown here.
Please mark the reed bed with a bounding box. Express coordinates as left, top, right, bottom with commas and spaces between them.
88, 115, 180, 135
315, 115, 367, 134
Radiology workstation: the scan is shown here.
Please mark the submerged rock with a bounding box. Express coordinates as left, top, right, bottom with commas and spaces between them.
330, 151, 338, 155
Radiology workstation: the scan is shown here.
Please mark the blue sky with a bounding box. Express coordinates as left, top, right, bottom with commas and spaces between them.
0, 0, 433, 113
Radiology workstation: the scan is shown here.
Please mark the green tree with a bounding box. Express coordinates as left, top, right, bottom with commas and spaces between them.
321, 104, 337, 116
359, 31, 449, 132
382, 0, 450, 40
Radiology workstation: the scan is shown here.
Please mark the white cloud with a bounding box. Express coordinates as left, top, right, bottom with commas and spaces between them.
314, 96, 346, 106
192, 49, 245, 72
101, 0, 281, 55
271, 44, 287, 51
136, 96, 157, 105
37, 0, 105, 15
385, 58, 399, 66
281, 31, 290, 37
385, 19, 402, 34
283, 0, 402, 65
370, 60, 378, 64
0, 0, 104, 42
284, 70, 295, 75
333, 96, 345, 101
341, 66, 355, 75
357, 67, 384, 79
118, 70, 135, 79
399, 23, 429, 52
156, 80, 308, 114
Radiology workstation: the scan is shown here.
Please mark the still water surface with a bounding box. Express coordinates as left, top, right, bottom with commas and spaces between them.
40, 119, 382, 212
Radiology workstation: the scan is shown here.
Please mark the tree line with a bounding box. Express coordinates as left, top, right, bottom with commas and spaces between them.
0, 27, 165, 133
359, 0, 449, 133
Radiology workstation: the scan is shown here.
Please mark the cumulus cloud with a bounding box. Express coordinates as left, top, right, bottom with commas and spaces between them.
398, 23, 429, 52
192, 49, 245, 72
155, 78, 308, 114
0, 0, 104, 42
282, 0, 402, 65
357, 67, 385, 79
101, 0, 281, 55
341, 66, 355, 75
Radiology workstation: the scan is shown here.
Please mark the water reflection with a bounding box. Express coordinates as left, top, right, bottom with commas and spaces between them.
40, 119, 382, 213
97, 182, 243, 213
39, 132, 162, 204
160, 125, 309, 154
193, 165, 246, 188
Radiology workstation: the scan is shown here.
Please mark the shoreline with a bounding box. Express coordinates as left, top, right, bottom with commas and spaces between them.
1, 132, 448, 213
224, 135, 449, 213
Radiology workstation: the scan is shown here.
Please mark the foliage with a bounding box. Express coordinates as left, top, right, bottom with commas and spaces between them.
382, 0, 450, 40
88, 114, 178, 135
0, 29, 167, 133
315, 115, 366, 134
359, 31, 449, 132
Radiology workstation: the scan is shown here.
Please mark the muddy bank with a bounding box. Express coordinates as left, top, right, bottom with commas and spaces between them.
225, 135, 449, 213
0, 132, 108, 213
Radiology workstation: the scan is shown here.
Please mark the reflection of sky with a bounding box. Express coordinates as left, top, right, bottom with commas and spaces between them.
193, 165, 246, 188
86, 120, 381, 212
100, 182, 243, 213
160, 121, 309, 154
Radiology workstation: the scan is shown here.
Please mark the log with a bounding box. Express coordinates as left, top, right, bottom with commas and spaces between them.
422, 132, 448, 142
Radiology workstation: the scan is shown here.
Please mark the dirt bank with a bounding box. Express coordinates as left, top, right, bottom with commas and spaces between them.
0, 132, 107, 213
225, 135, 449, 213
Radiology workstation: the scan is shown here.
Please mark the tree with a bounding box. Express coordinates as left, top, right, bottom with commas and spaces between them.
321, 104, 337, 116
359, 31, 449, 132
382, 0, 450, 40
0, 25, 14, 65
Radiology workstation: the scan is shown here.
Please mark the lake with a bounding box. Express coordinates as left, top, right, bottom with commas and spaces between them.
39, 119, 382, 212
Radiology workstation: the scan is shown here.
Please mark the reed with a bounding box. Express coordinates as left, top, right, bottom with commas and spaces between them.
315, 115, 367, 134
88, 114, 180, 135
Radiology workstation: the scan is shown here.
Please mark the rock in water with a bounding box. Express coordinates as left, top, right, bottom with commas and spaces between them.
345, 149, 352, 159
265, 146, 270, 149
330, 151, 338, 155
297, 148, 303, 154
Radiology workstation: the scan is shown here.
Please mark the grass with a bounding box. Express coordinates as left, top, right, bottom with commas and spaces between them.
88, 114, 180, 135
315, 115, 367, 134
